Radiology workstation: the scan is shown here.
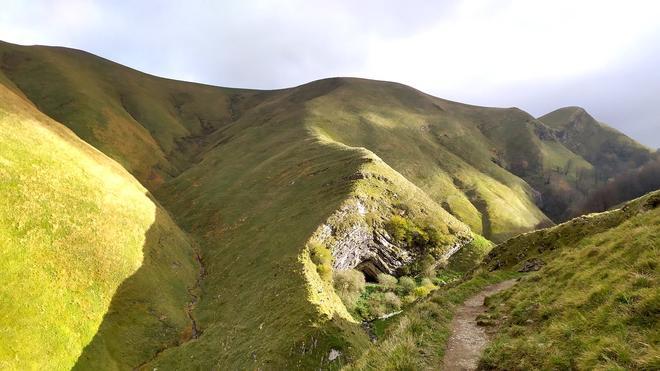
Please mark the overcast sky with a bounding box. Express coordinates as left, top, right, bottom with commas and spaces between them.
2, 0, 659, 148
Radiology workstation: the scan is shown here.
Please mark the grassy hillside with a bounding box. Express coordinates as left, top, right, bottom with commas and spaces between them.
0, 47, 468, 367
1, 40, 655, 369
305, 78, 552, 241
480, 190, 659, 369
0, 84, 198, 369
342, 190, 658, 370
347, 270, 517, 370
539, 106, 651, 178
537, 106, 653, 218
576, 153, 660, 215
147, 88, 374, 368
146, 83, 479, 368
0, 40, 264, 189
1, 42, 650, 233
0, 42, 556, 242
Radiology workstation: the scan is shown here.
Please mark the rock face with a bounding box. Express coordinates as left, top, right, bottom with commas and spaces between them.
331, 225, 412, 279
312, 198, 473, 279
518, 258, 545, 272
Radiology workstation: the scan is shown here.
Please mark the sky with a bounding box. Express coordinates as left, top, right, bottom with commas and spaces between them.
1, 0, 659, 148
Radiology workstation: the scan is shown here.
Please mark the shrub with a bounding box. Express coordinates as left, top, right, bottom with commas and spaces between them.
422, 224, 444, 247
385, 217, 448, 271
333, 269, 366, 307
420, 254, 436, 278
309, 242, 332, 266
420, 277, 434, 288
377, 273, 398, 289
366, 295, 387, 318
413, 286, 432, 298
362, 292, 402, 319
384, 292, 402, 310
399, 276, 417, 294
386, 215, 415, 243
309, 242, 333, 281
317, 264, 332, 281
436, 256, 449, 270
402, 295, 417, 304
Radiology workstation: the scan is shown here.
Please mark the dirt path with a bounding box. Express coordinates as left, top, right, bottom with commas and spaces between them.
442, 279, 517, 370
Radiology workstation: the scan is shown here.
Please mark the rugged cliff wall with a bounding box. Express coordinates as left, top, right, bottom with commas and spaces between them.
308, 156, 474, 280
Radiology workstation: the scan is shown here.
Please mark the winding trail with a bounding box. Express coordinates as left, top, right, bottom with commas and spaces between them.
442, 279, 517, 370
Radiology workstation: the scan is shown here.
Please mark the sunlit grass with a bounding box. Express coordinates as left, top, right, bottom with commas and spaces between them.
348, 270, 518, 370
480, 191, 659, 369
1, 39, 653, 370
0, 86, 156, 369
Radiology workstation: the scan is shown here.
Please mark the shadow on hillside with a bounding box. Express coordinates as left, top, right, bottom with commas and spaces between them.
72, 204, 372, 369
74, 206, 198, 370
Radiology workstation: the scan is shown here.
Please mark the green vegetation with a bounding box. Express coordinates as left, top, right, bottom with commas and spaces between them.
398, 276, 417, 294
376, 273, 398, 289
310, 242, 333, 281
339, 271, 442, 321
383, 292, 402, 310
0, 83, 197, 369
386, 216, 444, 257
0, 43, 373, 369
412, 285, 432, 298
306, 80, 556, 241
347, 192, 658, 370
363, 293, 399, 318
334, 226, 485, 328
0, 41, 244, 190
447, 234, 494, 272
334, 269, 366, 308
479, 191, 659, 370
349, 271, 517, 370
537, 106, 653, 219
0, 39, 656, 370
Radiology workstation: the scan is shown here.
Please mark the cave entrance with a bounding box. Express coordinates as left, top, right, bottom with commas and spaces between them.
355, 260, 383, 283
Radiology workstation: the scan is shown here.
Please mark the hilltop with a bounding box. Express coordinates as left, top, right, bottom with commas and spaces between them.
0, 41, 656, 369
537, 106, 653, 218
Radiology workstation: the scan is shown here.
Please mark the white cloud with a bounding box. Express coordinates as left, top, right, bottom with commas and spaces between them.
0, 0, 658, 146
0, 0, 105, 45
362, 0, 660, 93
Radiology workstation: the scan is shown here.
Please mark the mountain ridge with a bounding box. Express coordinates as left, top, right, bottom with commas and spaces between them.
0, 40, 656, 369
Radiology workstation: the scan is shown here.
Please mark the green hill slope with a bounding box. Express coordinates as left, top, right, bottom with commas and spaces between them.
341, 190, 658, 370
0, 44, 472, 369
0, 83, 198, 369
539, 106, 651, 177
3, 42, 652, 240
144, 81, 480, 369
536, 106, 653, 218
0, 40, 655, 369
0, 40, 261, 189
303, 78, 552, 241
1, 43, 554, 242
480, 190, 659, 369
